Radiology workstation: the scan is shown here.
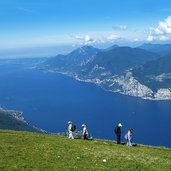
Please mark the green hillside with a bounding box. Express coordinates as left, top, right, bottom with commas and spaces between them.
0, 130, 171, 171
0, 109, 41, 133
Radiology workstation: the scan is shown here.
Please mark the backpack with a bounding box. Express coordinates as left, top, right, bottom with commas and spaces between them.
114, 126, 118, 134
71, 124, 76, 131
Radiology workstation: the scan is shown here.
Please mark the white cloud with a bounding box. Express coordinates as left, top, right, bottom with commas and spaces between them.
85, 35, 94, 43
157, 16, 171, 34
153, 28, 164, 35
74, 32, 121, 45
107, 34, 120, 41
113, 25, 127, 31
159, 35, 169, 41
147, 35, 154, 42
147, 16, 171, 41
75, 35, 83, 40
133, 38, 139, 42
75, 35, 95, 44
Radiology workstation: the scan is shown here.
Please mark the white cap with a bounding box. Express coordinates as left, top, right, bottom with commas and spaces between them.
81, 124, 86, 127
118, 123, 122, 127
68, 121, 72, 124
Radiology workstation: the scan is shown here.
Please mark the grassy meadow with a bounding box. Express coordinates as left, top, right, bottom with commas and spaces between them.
0, 130, 171, 171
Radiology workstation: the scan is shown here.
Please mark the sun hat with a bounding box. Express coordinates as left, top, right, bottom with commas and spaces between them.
118, 123, 122, 127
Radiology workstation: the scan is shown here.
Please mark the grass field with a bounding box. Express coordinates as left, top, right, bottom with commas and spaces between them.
0, 130, 171, 171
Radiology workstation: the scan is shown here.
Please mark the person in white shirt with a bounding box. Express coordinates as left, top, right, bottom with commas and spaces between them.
68, 121, 74, 139
82, 124, 88, 139
125, 128, 133, 146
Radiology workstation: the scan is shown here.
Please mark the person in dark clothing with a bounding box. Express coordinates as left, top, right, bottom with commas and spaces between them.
114, 123, 122, 144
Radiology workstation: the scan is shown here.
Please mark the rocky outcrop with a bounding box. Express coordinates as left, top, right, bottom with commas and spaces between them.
110, 72, 154, 99
154, 89, 171, 100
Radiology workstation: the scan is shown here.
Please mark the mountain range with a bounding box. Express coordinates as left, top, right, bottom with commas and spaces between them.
36, 44, 171, 100
138, 43, 171, 56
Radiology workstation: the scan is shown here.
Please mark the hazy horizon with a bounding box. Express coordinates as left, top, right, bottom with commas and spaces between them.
1, 0, 171, 58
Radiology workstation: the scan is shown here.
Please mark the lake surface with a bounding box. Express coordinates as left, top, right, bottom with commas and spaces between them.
0, 63, 171, 147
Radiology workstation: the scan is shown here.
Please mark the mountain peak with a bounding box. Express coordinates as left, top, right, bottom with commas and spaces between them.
104, 44, 119, 51
80, 45, 94, 49
69, 45, 99, 55
79, 45, 99, 52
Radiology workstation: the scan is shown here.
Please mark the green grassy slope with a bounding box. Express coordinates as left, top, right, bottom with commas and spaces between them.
0, 130, 171, 171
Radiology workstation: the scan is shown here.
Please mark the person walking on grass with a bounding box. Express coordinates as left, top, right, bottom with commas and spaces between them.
114, 123, 122, 144
68, 121, 74, 139
82, 124, 89, 140
125, 128, 133, 146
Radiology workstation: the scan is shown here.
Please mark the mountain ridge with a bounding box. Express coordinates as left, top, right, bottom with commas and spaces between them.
138, 43, 171, 56
3, 43, 170, 100
37, 44, 171, 100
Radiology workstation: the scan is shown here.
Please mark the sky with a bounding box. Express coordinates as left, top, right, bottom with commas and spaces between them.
1, 0, 171, 58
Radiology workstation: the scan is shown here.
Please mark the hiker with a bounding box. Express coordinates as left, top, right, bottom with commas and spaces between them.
125, 128, 133, 146
67, 121, 74, 139
114, 123, 122, 144
81, 124, 89, 140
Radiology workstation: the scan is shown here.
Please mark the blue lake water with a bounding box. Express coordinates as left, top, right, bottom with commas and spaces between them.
0, 63, 171, 147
